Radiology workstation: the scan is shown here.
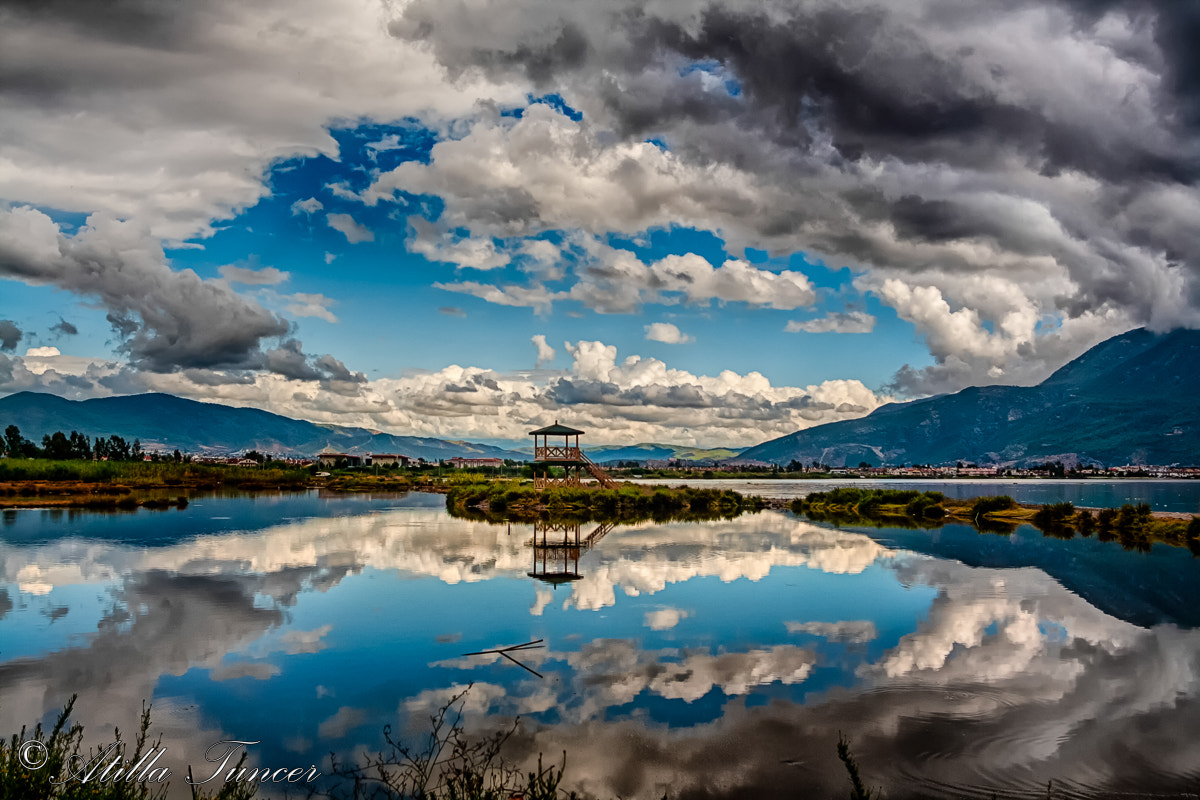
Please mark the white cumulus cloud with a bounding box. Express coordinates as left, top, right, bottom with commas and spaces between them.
644, 322, 693, 344
327, 213, 374, 244
786, 311, 876, 334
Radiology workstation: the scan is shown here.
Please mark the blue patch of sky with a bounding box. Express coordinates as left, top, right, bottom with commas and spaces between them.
0, 583, 114, 662
499, 93, 583, 121
679, 58, 743, 97
29, 206, 90, 233
7, 99, 930, 392
0, 282, 112, 356
591, 227, 928, 390
529, 93, 583, 121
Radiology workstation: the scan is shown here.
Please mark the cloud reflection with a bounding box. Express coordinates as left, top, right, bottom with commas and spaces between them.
0, 504, 1198, 798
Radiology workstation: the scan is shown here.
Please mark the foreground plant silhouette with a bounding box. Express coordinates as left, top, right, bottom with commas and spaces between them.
8, 689, 1049, 799
302, 684, 576, 800
836, 733, 878, 800
3, 688, 576, 800
0, 695, 253, 800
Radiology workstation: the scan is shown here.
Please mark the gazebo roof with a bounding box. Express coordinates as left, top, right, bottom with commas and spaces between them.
527, 572, 583, 585
529, 421, 585, 436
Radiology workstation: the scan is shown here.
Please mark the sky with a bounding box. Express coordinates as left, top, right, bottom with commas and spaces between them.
0, 0, 1198, 447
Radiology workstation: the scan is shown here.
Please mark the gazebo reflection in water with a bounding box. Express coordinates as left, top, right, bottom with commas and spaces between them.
527, 520, 616, 585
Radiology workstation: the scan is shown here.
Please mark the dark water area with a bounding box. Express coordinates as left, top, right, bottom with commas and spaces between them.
2, 490, 1199, 799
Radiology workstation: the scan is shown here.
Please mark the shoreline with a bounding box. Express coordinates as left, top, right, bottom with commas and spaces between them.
1, 476, 1196, 524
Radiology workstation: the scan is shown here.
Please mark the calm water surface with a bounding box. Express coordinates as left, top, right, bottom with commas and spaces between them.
2, 490, 1199, 799
637, 477, 1200, 512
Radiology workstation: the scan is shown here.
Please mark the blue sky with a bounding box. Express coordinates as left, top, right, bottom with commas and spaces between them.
150, 112, 926, 386
1, 0, 1193, 445
7, 105, 930, 388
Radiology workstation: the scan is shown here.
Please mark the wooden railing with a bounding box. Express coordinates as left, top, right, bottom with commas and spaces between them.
534, 446, 581, 461
579, 452, 618, 488
532, 476, 583, 489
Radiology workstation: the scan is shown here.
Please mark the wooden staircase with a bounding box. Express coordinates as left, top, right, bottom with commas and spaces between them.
583, 522, 615, 547
579, 451, 618, 488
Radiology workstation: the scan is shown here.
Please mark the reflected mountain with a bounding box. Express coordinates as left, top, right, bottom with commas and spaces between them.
860, 522, 1200, 629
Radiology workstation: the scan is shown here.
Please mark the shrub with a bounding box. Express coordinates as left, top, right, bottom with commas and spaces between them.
905, 494, 945, 519
1076, 509, 1096, 537
1032, 501, 1076, 530
1097, 507, 1117, 530
970, 495, 1017, 518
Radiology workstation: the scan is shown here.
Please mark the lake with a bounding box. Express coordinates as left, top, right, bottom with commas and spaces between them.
2, 489, 1199, 799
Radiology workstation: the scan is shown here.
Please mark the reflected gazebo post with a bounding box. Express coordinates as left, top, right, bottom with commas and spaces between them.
525, 519, 618, 586
528, 520, 583, 586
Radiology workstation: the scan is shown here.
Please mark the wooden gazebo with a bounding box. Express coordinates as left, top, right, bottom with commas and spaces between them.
528, 422, 617, 488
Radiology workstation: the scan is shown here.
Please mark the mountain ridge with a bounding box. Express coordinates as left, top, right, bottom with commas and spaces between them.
735, 327, 1200, 467
0, 391, 525, 461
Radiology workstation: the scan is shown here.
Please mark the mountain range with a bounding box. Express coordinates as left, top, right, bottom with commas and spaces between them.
583, 444, 743, 464
737, 327, 1200, 467
0, 392, 524, 461
2, 327, 1196, 467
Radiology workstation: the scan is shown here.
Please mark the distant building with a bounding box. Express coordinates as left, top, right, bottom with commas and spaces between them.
447, 457, 505, 469
369, 453, 411, 467
317, 452, 362, 468
957, 467, 998, 477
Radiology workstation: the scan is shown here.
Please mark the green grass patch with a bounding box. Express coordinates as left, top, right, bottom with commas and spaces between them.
0, 459, 309, 490
446, 481, 763, 523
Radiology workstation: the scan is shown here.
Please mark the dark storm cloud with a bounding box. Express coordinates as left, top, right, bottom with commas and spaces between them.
263, 341, 365, 385
0, 0, 195, 46
546, 378, 842, 420
1056, 0, 1200, 122
49, 318, 77, 336
179, 368, 259, 386
0, 0, 209, 109
0, 208, 292, 372
392, 0, 1200, 394
0, 320, 20, 351
264, 339, 326, 382
397, 0, 1198, 182
0, 207, 359, 382
550, 379, 713, 408
314, 354, 366, 384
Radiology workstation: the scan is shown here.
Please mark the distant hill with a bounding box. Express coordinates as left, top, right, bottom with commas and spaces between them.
736, 327, 1200, 467
586, 443, 744, 464
0, 392, 525, 461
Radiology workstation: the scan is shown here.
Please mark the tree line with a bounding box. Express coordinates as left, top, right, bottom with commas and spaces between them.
0, 424, 176, 462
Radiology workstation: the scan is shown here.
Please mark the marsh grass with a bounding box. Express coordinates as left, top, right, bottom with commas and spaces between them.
793, 487, 1200, 555
445, 481, 762, 523
0, 460, 309, 490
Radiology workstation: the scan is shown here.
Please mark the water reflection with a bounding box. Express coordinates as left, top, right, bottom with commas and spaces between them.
526, 521, 616, 586
1, 495, 1199, 798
